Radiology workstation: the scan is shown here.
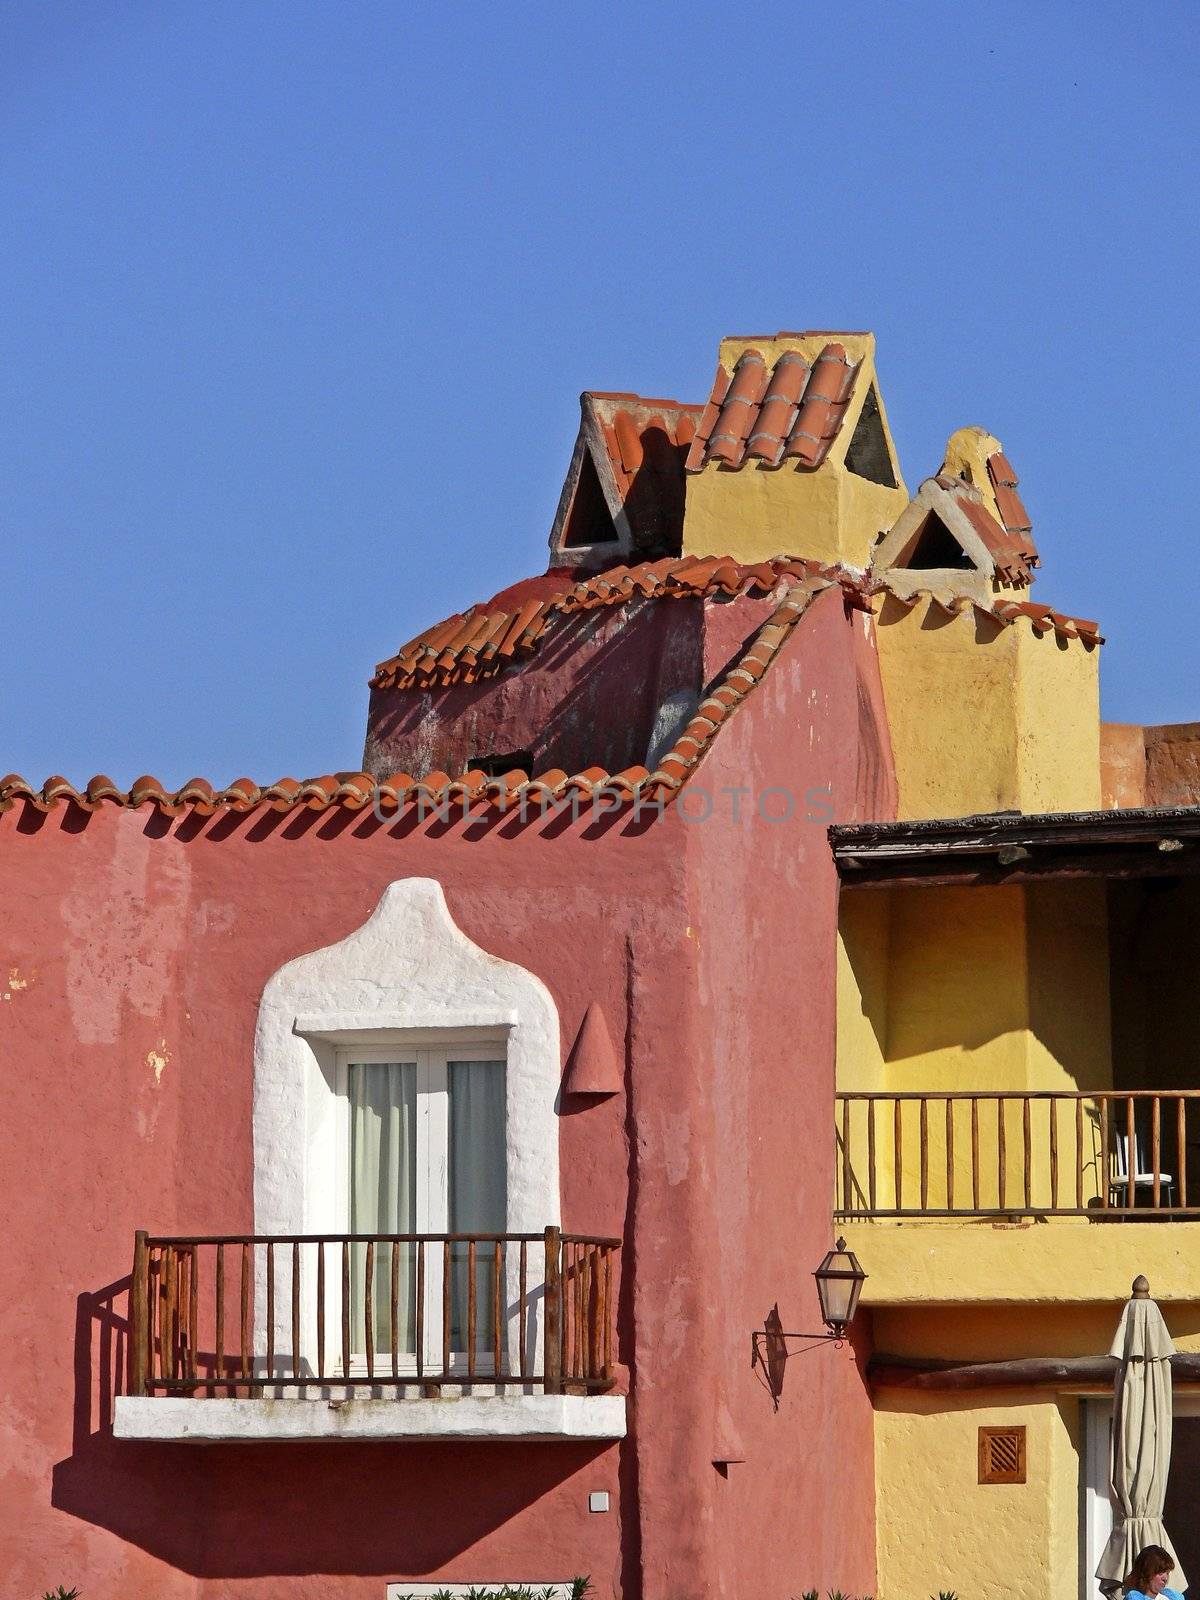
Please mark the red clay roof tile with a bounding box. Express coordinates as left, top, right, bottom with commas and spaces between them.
8, 573, 851, 826
687, 341, 860, 473
371, 552, 849, 691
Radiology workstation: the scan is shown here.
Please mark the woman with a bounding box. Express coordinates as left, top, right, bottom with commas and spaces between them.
1123, 1545, 1184, 1599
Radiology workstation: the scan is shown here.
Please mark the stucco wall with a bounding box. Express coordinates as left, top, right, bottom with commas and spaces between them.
0, 803, 690, 1600
873, 1391, 1081, 1600
676, 587, 888, 1599
364, 597, 704, 781
875, 595, 1102, 820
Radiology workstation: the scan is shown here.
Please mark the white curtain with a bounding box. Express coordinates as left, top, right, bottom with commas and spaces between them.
448, 1059, 506, 1355
349, 1062, 416, 1355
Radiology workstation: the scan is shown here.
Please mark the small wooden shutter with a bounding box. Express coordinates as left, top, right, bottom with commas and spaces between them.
979, 1424, 1026, 1484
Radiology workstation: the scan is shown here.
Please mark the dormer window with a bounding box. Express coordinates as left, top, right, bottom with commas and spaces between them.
562, 452, 619, 549
896, 511, 975, 572
844, 385, 898, 488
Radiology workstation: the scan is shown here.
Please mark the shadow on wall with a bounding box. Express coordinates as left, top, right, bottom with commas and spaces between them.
53, 1280, 611, 1577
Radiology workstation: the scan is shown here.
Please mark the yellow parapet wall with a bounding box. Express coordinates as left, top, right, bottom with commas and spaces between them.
874, 593, 1102, 820
842, 1217, 1200, 1306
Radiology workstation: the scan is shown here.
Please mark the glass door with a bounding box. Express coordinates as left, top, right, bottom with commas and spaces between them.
338, 1044, 506, 1375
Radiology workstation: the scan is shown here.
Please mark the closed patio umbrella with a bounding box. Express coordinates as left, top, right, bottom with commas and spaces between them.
1096, 1274, 1184, 1597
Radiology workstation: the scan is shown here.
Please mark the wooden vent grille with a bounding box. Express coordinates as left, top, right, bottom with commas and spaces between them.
978, 1424, 1026, 1484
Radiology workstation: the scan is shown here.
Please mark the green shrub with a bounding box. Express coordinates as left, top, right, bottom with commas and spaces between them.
43, 1590, 81, 1600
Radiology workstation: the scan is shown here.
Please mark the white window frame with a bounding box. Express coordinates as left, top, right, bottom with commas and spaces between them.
334, 1039, 508, 1375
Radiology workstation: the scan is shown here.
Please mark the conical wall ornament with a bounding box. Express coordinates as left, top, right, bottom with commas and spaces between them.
562, 1001, 622, 1097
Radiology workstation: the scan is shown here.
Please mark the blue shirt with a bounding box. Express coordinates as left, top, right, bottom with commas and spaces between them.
1124, 1589, 1183, 1599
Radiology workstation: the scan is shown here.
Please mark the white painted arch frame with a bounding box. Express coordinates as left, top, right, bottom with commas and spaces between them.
252, 877, 561, 1379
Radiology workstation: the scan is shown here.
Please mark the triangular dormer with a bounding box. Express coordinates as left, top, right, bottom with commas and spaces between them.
871, 431, 1039, 601
548, 392, 700, 567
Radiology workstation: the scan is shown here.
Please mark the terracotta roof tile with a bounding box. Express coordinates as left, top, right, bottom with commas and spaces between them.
7, 575, 850, 827
686, 342, 860, 473
987, 451, 1033, 536
372, 551, 848, 690
928, 473, 1039, 587
882, 583, 1102, 647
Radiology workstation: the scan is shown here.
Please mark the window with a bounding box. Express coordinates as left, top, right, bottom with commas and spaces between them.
562, 451, 618, 547
844, 385, 898, 488
895, 511, 974, 571
338, 1043, 506, 1364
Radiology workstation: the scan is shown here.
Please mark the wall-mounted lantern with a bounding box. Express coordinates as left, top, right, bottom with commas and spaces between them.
751, 1239, 867, 1407
813, 1236, 867, 1340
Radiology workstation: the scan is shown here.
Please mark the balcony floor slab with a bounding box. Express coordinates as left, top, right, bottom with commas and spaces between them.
113, 1393, 626, 1443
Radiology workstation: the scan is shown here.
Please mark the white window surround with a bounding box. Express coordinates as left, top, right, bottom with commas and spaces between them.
252, 877, 560, 1244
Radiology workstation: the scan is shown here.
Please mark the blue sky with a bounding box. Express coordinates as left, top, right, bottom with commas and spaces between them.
2, 2, 1196, 786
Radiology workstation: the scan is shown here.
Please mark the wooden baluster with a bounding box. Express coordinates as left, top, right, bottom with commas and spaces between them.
1152, 1096, 1162, 1208
148, 1248, 160, 1388
291, 1242, 300, 1384
971, 1097, 980, 1212
390, 1240, 400, 1380
544, 1226, 562, 1395
163, 1246, 176, 1381
894, 1099, 903, 1212
442, 1238, 451, 1378
583, 1245, 594, 1380
997, 1098, 1007, 1211
1023, 1097, 1032, 1211
945, 1099, 955, 1212
215, 1243, 225, 1394
176, 1249, 188, 1380
603, 1246, 614, 1380
841, 1097, 851, 1213
1076, 1096, 1084, 1210
131, 1231, 149, 1397
1050, 1099, 1059, 1211
1126, 1096, 1136, 1210
577, 1243, 586, 1380
593, 1247, 605, 1383
317, 1241, 325, 1380
416, 1241, 425, 1383
919, 1098, 929, 1212
364, 1241, 375, 1380
467, 1240, 477, 1380
569, 1241, 579, 1382
188, 1247, 198, 1385
240, 1242, 250, 1384
867, 1099, 877, 1213
266, 1241, 275, 1380
1101, 1097, 1111, 1209
341, 1239, 350, 1380
493, 1241, 503, 1378
1180, 1098, 1188, 1210
519, 1239, 529, 1380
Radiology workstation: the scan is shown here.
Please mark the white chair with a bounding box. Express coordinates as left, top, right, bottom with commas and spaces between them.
1110, 1130, 1175, 1208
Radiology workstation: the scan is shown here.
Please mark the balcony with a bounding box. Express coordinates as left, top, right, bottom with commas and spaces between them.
113, 1228, 626, 1442
834, 1091, 1200, 1305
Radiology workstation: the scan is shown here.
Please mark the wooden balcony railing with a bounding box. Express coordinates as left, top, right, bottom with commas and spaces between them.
835, 1091, 1200, 1219
128, 1228, 619, 1397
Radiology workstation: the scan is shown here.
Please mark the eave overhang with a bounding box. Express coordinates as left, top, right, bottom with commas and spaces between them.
830, 806, 1200, 888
